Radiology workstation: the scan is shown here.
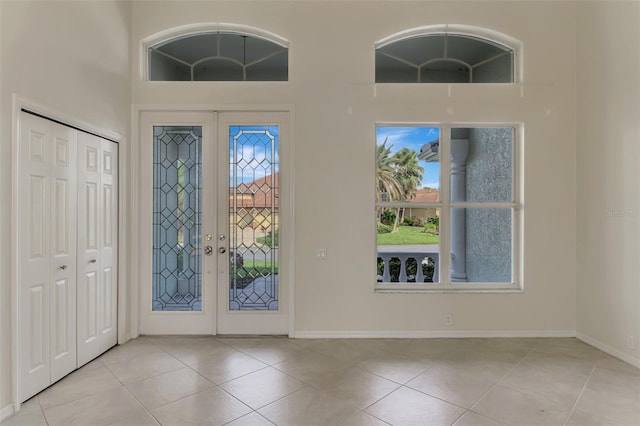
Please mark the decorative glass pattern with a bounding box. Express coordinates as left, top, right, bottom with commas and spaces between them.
229, 126, 279, 310
152, 126, 202, 311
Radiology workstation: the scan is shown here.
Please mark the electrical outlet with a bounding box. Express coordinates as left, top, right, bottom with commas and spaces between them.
445, 314, 453, 326
627, 335, 635, 350
315, 248, 327, 260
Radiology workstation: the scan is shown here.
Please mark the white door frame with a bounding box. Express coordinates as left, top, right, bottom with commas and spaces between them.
130, 105, 295, 338
10, 95, 127, 413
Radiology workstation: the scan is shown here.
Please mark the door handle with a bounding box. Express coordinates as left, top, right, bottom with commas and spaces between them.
218, 247, 227, 254
204, 246, 213, 256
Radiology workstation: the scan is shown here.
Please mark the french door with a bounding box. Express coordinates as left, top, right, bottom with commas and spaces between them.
140, 111, 289, 335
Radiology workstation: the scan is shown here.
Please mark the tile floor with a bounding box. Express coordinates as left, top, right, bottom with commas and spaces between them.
4, 336, 639, 426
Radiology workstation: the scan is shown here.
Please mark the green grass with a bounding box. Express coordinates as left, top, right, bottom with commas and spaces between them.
235, 260, 279, 278
377, 225, 439, 245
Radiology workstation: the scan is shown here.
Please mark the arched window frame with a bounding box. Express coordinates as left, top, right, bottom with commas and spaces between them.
375, 24, 523, 83
140, 23, 290, 81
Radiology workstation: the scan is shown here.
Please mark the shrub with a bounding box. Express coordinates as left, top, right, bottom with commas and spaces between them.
380, 210, 396, 225
424, 223, 438, 235
257, 229, 279, 247
377, 223, 393, 234
424, 216, 440, 234
402, 216, 424, 227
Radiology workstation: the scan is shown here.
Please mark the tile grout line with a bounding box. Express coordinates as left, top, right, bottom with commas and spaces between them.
464, 340, 539, 418
561, 363, 597, 426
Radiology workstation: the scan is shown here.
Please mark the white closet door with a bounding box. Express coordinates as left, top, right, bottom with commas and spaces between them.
77, 133, 118, 367
18, 113, 77, 401
49, 122, 78, 382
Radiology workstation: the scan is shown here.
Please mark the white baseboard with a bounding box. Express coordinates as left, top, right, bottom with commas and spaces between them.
1, 404, 15, 422
293, 330, 576, 339
577, 332, 640, 368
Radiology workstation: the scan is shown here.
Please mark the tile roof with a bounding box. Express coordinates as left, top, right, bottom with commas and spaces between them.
408, 187, 440, 203
231, 173, 279, 208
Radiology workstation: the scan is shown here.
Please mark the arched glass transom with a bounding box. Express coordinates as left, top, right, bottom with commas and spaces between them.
376, 33, 514, 83
149, 32, 288, 81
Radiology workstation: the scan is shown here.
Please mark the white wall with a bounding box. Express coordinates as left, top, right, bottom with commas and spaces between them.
131, 1, 577, 335
576, 1, 640, 367
0, 0, 131, 411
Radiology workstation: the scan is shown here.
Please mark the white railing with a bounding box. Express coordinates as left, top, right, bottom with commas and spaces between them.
377, 245, 439, 283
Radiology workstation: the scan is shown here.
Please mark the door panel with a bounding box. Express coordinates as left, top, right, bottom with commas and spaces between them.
77, 133, 118, 367
140, 112, 215, 334
49, 122, 78, 382
217, 112, 289, 335
19, 113, 78, 399
99, 139, 118, 348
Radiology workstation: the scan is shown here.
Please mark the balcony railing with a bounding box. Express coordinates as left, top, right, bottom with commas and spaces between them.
377, 245, 439, 283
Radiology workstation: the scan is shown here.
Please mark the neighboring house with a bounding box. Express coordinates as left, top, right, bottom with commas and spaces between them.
406, 187, 440, 222
231, 173, 279, 232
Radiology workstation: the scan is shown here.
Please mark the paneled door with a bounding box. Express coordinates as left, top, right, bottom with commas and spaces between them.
76, 133, 118, 367
139, 111, 289, 335
18, 112, 78, 401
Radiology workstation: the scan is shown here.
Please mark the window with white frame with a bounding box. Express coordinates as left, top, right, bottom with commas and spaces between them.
376, 125, 519, 291
376, 32, 514, 83
147, 31, 288, 81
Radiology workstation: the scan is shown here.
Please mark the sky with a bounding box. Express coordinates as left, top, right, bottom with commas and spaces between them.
376, 126, 440, 189
229, 125, 279, 185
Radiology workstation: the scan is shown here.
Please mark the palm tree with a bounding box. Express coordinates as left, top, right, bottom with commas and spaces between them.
391, 147, 424, 224
376, 139, 403, 203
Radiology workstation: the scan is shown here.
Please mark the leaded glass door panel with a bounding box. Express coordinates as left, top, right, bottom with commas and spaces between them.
140, 112, 215, 334
217, 112, 289, 335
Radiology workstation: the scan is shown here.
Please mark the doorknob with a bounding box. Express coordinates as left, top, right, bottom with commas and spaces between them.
218, 247, 226, 254
204, 246, 213, 256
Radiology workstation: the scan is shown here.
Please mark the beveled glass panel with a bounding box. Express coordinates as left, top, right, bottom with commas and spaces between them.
229, 126, 279, 310
153, 126, 202, 311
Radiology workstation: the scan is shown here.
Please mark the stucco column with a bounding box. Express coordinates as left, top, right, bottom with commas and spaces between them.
450, 139, 468, 282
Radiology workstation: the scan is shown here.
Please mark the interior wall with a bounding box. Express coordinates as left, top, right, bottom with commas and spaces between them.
0, 0, 132, 411
576, 1, 640, 366
132, 1, 578, 335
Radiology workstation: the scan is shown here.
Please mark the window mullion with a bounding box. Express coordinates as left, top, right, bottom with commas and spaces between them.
439, 125, 451, 287
450, 202, 516, 209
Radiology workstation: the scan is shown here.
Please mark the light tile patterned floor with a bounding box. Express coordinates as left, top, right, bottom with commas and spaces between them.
4, 337, 639, 426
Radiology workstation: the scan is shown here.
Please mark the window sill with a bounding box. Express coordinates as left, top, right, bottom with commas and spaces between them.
375, 283, 522, 294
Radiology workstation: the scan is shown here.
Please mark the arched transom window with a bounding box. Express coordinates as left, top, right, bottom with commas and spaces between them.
376, 32, 515, 83
148, 32, 288, 81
